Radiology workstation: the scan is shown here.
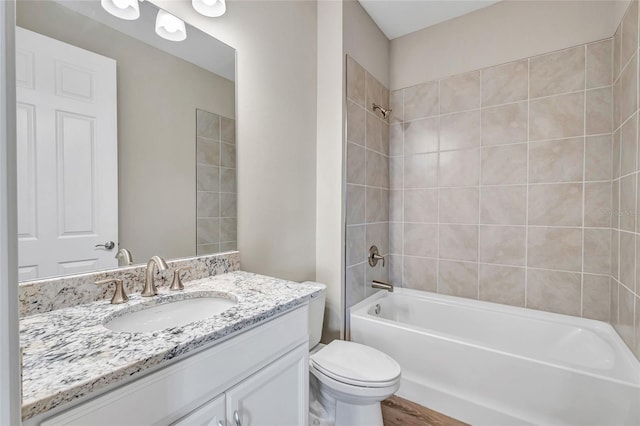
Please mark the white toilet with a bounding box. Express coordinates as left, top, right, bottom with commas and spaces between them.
305, 282, 401, 426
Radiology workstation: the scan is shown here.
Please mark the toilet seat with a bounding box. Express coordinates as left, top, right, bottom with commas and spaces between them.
310, 340, 401, 388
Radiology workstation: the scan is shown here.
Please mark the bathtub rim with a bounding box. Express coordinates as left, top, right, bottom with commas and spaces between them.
349, 288, 640, 388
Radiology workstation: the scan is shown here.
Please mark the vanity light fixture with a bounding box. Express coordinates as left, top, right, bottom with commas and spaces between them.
155, 10, 187, 41
192, 0, 226, 17
101, 0, 141, 20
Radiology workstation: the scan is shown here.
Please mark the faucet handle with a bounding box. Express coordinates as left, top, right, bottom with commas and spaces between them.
368, 245, 386, 267
169, 267, 190, 291
95, 279, 129, 304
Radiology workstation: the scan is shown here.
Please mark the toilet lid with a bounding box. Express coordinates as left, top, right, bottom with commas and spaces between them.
310, 340, 401, 387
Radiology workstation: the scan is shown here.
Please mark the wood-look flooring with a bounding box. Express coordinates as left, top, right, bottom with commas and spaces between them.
381, 396, 468, 426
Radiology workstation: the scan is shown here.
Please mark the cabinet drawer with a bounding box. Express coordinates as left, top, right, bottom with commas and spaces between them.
40, 306, 308, 426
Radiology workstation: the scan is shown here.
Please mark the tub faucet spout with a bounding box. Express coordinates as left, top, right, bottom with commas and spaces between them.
372, 280, 394, 292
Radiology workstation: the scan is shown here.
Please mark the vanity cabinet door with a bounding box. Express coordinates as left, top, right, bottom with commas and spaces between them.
173, 394, 225, 426
225, 344, 308, 426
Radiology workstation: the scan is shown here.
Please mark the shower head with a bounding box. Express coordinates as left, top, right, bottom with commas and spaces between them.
372, 103, 392, 119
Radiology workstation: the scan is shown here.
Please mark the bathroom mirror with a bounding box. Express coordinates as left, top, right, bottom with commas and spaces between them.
16, 0, 236, 282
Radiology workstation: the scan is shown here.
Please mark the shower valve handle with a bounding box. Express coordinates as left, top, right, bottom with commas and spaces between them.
368, 245, 385, 267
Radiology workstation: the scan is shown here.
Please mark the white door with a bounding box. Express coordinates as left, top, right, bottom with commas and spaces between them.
226, 345, 309, 426
16, 27, 118, 281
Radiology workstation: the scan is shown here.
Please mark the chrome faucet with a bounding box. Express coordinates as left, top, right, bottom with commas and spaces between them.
141, 256, 169, 297
115, 248, 133, 266
372, 280, 394, 292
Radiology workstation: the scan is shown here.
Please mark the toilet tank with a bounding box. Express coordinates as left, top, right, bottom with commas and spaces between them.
303, 282, 326, 349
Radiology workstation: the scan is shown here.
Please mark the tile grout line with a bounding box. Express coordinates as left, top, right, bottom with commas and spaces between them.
581, 44, 587, 318
477, 71, 483, 300
525, 57, 531, 309
435, 80, 441, 294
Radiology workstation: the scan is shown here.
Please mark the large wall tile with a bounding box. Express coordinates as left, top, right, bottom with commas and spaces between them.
346, 264, 365, 308
439, 260, 478, 298
620, 0, 639, 68
404, 153, 438, 188
481, 143, 527, 185
619, 231, 636, 290
619, 53, 638, 123
440, 70, 480, 113
619, 174, 636, 232
529, 46, 585, 98
197, 192, 220, 218
586, 87, 612, 135
479, 264, 525, 307
440, 110, 481, 151
479, 225, 526, 266
404, 223, 437, 257
584, 228, 611, 274
481, 59, 528, 106
389, 157, 403, 189
346, 142, 365, 185
586, 40, 612, 89
389, 90, 404, 124
480, 185, 527, 225
403, 81, 439, 120
346, 184, 365, 225
527, 227, 582, 271
366, 112, 389, 155
584, 182, 611, 227
585, 135, 612, 181
404, 189, 438, 223
617, 284, 635, 348
365, 187, 389, 223
528, 183, 583, 226
403, 256, 437, 292
527, 269, 582, 316
439, 149, 480, 187
481, 102, 527, 146
366, 149, 389, 188
439, 187, 479, 224
389, 123, 403, 157
582, 274, 611, 321
346, 56, 366, 106
346, 225, 365, 267
529, 92, 584, 141
366, 72, 388, 115
439, 224, 479, 261
621, 113, 637, 176
347, 100, 366, 145
197, 138, 220, 166
528, 138, 584, 183
403, 117, 438, 154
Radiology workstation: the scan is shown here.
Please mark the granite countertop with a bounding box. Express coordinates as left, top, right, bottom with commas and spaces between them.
20, 271, 323, 421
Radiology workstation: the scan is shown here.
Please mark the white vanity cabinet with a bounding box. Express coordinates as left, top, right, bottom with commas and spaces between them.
34, 306, 309, 426
176, 346, 308, 426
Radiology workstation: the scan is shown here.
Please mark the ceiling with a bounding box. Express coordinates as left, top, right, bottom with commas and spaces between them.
358, 0, 501, 40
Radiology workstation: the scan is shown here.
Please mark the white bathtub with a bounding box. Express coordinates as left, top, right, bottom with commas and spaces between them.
349, 288, 640, 426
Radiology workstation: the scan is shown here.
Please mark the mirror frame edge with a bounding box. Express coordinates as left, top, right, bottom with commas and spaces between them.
1, 0, 22, 423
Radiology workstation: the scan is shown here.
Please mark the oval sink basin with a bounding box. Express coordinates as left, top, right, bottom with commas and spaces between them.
104, 297, 237, 333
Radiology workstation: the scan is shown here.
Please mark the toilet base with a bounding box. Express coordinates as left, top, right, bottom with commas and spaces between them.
335, 400, 383, 426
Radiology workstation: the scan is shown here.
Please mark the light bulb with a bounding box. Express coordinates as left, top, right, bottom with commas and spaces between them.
155, 10, 187, 42
101, 0, 140, 20
192, 0, 226, 17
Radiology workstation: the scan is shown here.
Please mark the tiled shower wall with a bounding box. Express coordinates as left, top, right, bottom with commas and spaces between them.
611, 0, 640, 359
386, 41, 614, 320
196, 109, 237, 255
345, 56, 391, 310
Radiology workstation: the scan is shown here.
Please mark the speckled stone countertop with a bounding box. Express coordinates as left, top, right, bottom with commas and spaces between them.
20, 271, 323, 421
